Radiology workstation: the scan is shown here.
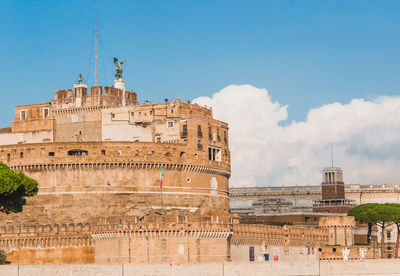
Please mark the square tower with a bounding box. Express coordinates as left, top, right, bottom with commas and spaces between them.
313, 167, 355, 214
321, 167, 345, 200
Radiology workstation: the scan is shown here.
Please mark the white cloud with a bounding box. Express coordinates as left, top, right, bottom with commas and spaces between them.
193, 85, 400, 187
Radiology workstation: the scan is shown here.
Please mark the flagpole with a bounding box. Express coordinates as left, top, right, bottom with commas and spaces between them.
160, 157, 164, 211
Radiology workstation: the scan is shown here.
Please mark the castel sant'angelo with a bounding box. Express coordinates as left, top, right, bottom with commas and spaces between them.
0, 63, 341, 264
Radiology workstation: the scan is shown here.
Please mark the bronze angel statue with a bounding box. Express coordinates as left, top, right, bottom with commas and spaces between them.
113, 57, 126, 80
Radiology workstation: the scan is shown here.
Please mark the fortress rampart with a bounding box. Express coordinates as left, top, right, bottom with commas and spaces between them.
0, 141, 230, 225
0, 214, 328, 264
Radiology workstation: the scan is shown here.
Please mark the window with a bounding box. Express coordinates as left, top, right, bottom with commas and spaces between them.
68, 150, 88, 156
208, 127, 212, 140
43, 108, 49, 119
20, 152, 23, 158
170, 109, 174, 114
48, 152, 55, 156
387, 230, 392, 239
156, 136, 161, 143
101, 150, 106, 156
208, 146, 221, 162
249, 246, 255, 261
7, 154, 10, 162
182, 125, 187, 138
167, 121, 174, 128
149, 110, 153, 115
20, 110, 26, 120
197, 125, 202, 138
111, 113, 115, 119
217, 129, 220, 141
197, 140, 203, 150
224, 131, 227, 144
131, 112, 134, 116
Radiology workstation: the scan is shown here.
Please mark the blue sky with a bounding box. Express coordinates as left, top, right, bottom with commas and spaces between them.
1, 0, 400, 127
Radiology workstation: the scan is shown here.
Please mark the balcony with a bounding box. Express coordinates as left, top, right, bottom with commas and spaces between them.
312, 199, 356, 207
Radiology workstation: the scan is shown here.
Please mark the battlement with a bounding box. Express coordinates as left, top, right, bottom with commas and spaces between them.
52, 85, 138, 109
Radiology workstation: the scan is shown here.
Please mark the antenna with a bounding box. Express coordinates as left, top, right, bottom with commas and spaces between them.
95, 0, 98, 86
331, 144, 334, 167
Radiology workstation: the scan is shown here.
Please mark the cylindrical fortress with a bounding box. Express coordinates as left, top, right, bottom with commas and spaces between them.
0, 141, 230, 224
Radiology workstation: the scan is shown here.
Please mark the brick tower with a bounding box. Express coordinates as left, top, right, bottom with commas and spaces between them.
313, 167, 355, 213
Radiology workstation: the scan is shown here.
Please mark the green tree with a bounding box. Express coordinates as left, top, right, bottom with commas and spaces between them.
0, 250, 6, 265
0, 162, 38, 214
348, 203, 380, 244
372, 204, 394, 258
384, 204, 400, 258
0, 162, 38, 264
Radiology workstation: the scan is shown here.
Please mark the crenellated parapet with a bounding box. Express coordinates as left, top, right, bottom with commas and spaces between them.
231, 224, 328, 247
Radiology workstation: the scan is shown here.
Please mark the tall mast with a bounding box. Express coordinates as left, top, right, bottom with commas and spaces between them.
95, 0, 98, 86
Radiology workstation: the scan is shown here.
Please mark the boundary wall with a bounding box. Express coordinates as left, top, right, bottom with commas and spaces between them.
1, 260, 400, 276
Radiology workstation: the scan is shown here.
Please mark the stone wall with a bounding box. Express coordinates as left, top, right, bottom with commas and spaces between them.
2, 260, 400, 276
230, 184, 400, 216
0, 217, 328, 264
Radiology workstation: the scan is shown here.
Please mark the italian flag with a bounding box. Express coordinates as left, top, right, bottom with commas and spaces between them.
160, 161, 164, 188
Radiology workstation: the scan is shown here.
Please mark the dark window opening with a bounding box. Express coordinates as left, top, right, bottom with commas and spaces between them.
387, 231, 392, 239
20, 152, 23, 158
305, 216, 310, 222
224, 131, 227, 144
332, 248, 336, 252
208, 127, 212, 140
101, 150, 106, 156
68, 150, 88, 156
197, 125, 202, 138
208, 147, 221, 161
249, 246, 255, 261
217, 129, 221, 141
48, 152, 55, 156
198, 140, 203, 150
7, 154, 10, 162
180, 152, 185, 158
182, 125, 187, 138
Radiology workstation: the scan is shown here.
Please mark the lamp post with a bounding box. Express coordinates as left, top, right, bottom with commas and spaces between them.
372, 241, 376, 259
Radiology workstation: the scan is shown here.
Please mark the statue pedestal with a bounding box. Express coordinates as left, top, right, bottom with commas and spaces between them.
114, 79, 126, 106
114, 79, 125, 90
